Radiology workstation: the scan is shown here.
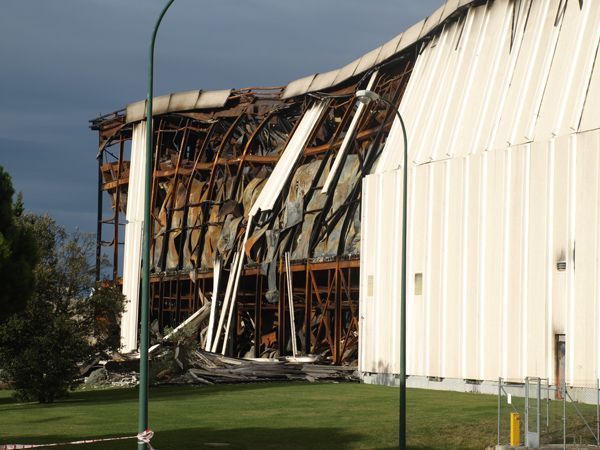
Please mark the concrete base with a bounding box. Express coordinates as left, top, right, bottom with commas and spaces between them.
491, 445, 600, 449
361, 373, 500, 395
361, 373, 600, 405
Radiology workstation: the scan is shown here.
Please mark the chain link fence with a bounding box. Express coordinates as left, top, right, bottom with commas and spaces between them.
497, 377, 600, 448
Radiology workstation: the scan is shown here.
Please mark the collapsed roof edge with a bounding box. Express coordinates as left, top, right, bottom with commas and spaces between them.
120, 0, 477, 124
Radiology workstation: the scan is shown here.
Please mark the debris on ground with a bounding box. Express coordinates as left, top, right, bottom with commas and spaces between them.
81, 342, 358, 389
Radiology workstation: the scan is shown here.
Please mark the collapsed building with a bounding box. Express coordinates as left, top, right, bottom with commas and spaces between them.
92, 0, 600, 391
92, 52, 414, 365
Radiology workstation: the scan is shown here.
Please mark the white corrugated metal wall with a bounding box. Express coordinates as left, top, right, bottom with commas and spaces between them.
121, 121, 146, 353
360, 0, 600, 386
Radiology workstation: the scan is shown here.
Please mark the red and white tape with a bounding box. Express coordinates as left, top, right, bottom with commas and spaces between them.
0, 429, 155, 450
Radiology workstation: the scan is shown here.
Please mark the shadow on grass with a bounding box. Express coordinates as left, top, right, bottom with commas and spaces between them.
0, 394, 17, 405
1, 426, 375, 450
0, 382, 335, 410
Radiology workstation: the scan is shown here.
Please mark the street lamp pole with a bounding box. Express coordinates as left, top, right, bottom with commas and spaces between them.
356, 89, 409, 450
139, 1, 175, 448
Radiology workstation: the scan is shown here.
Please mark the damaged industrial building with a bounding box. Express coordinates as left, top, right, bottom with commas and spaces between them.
92, 0, 600, 392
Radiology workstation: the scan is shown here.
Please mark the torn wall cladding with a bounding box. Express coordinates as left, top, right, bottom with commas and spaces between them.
91, 55, 415, 360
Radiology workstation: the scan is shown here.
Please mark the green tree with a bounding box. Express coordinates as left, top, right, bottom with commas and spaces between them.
0, 213, 124, 402
0, 300, 89, 403
0, 166, 38, 323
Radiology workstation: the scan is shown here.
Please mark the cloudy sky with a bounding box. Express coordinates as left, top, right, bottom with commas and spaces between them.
0, 0, 443, 233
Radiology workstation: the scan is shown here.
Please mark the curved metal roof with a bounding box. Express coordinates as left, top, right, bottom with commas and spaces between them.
124, 0, 477, 122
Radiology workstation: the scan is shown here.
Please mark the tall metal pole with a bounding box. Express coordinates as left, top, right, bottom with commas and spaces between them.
96, 154, 103, 282
378, 96, 409, 450
139, 1, 175, 448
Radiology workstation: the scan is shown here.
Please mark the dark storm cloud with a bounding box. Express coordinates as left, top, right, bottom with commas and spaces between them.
0, 0, 444, 232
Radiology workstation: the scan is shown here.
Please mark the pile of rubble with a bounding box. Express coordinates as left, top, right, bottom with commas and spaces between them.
164, 349, 358, 385
81, 343, 358, 389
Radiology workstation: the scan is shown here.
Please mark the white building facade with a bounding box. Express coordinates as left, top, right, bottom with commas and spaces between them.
360, 0, 600, 389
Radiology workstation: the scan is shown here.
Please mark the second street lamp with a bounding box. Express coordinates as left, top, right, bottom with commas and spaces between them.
356, 89, 409, 450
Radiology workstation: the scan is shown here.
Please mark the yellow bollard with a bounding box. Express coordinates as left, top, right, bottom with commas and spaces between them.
510, 412, 521, 446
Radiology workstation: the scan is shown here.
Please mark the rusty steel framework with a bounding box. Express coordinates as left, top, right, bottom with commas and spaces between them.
91, 54, 415, 365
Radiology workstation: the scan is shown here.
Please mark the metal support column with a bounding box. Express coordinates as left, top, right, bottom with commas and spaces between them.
95, 154, 103, 282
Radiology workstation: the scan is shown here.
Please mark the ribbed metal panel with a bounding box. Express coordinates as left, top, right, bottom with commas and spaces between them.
121, 121, 146, 353
362, 0, 600, 387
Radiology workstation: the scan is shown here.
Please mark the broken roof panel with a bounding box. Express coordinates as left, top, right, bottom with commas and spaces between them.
279, 0, 479, 98
396, 19, 426, 53
420, 4, 447, 38
281, 74, 316, 100
124, 89, 231, 124
332, 57, 361, 87
123, 1, 482, 112
354, 47, 383, 77
440, 0, 462, 22
376, 32, 403, 65
126, 100, 146, 124
195, 89, 231, 109
169, 90, 201, 111
308, 69, 340, 92
152, 94, 171, 116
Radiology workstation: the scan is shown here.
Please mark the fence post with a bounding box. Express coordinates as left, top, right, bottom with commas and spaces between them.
537, 377, 541, 446
498, 377, 501, 445
596, 378, 599, 446
563, 382, 566, 450
525, 377, 529, 446
546, 378, 549, 429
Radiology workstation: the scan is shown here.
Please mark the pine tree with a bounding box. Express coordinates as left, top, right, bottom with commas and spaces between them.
0, 166, 37, 324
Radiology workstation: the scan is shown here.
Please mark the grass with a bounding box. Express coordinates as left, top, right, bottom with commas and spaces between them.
0, 383, 500, 449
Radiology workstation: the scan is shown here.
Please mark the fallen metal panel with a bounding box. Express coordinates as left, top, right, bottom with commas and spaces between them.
211, 252, 240, 353
120, 121, 146, 352
205, 257, 222, 351
322, 72, 378, 194
250, 101, 327, 216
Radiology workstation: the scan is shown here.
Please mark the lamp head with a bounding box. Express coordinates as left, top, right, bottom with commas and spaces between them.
355, 89, 380, 105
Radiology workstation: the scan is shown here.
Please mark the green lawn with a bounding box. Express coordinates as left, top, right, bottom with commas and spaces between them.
0, 383, 499, 449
